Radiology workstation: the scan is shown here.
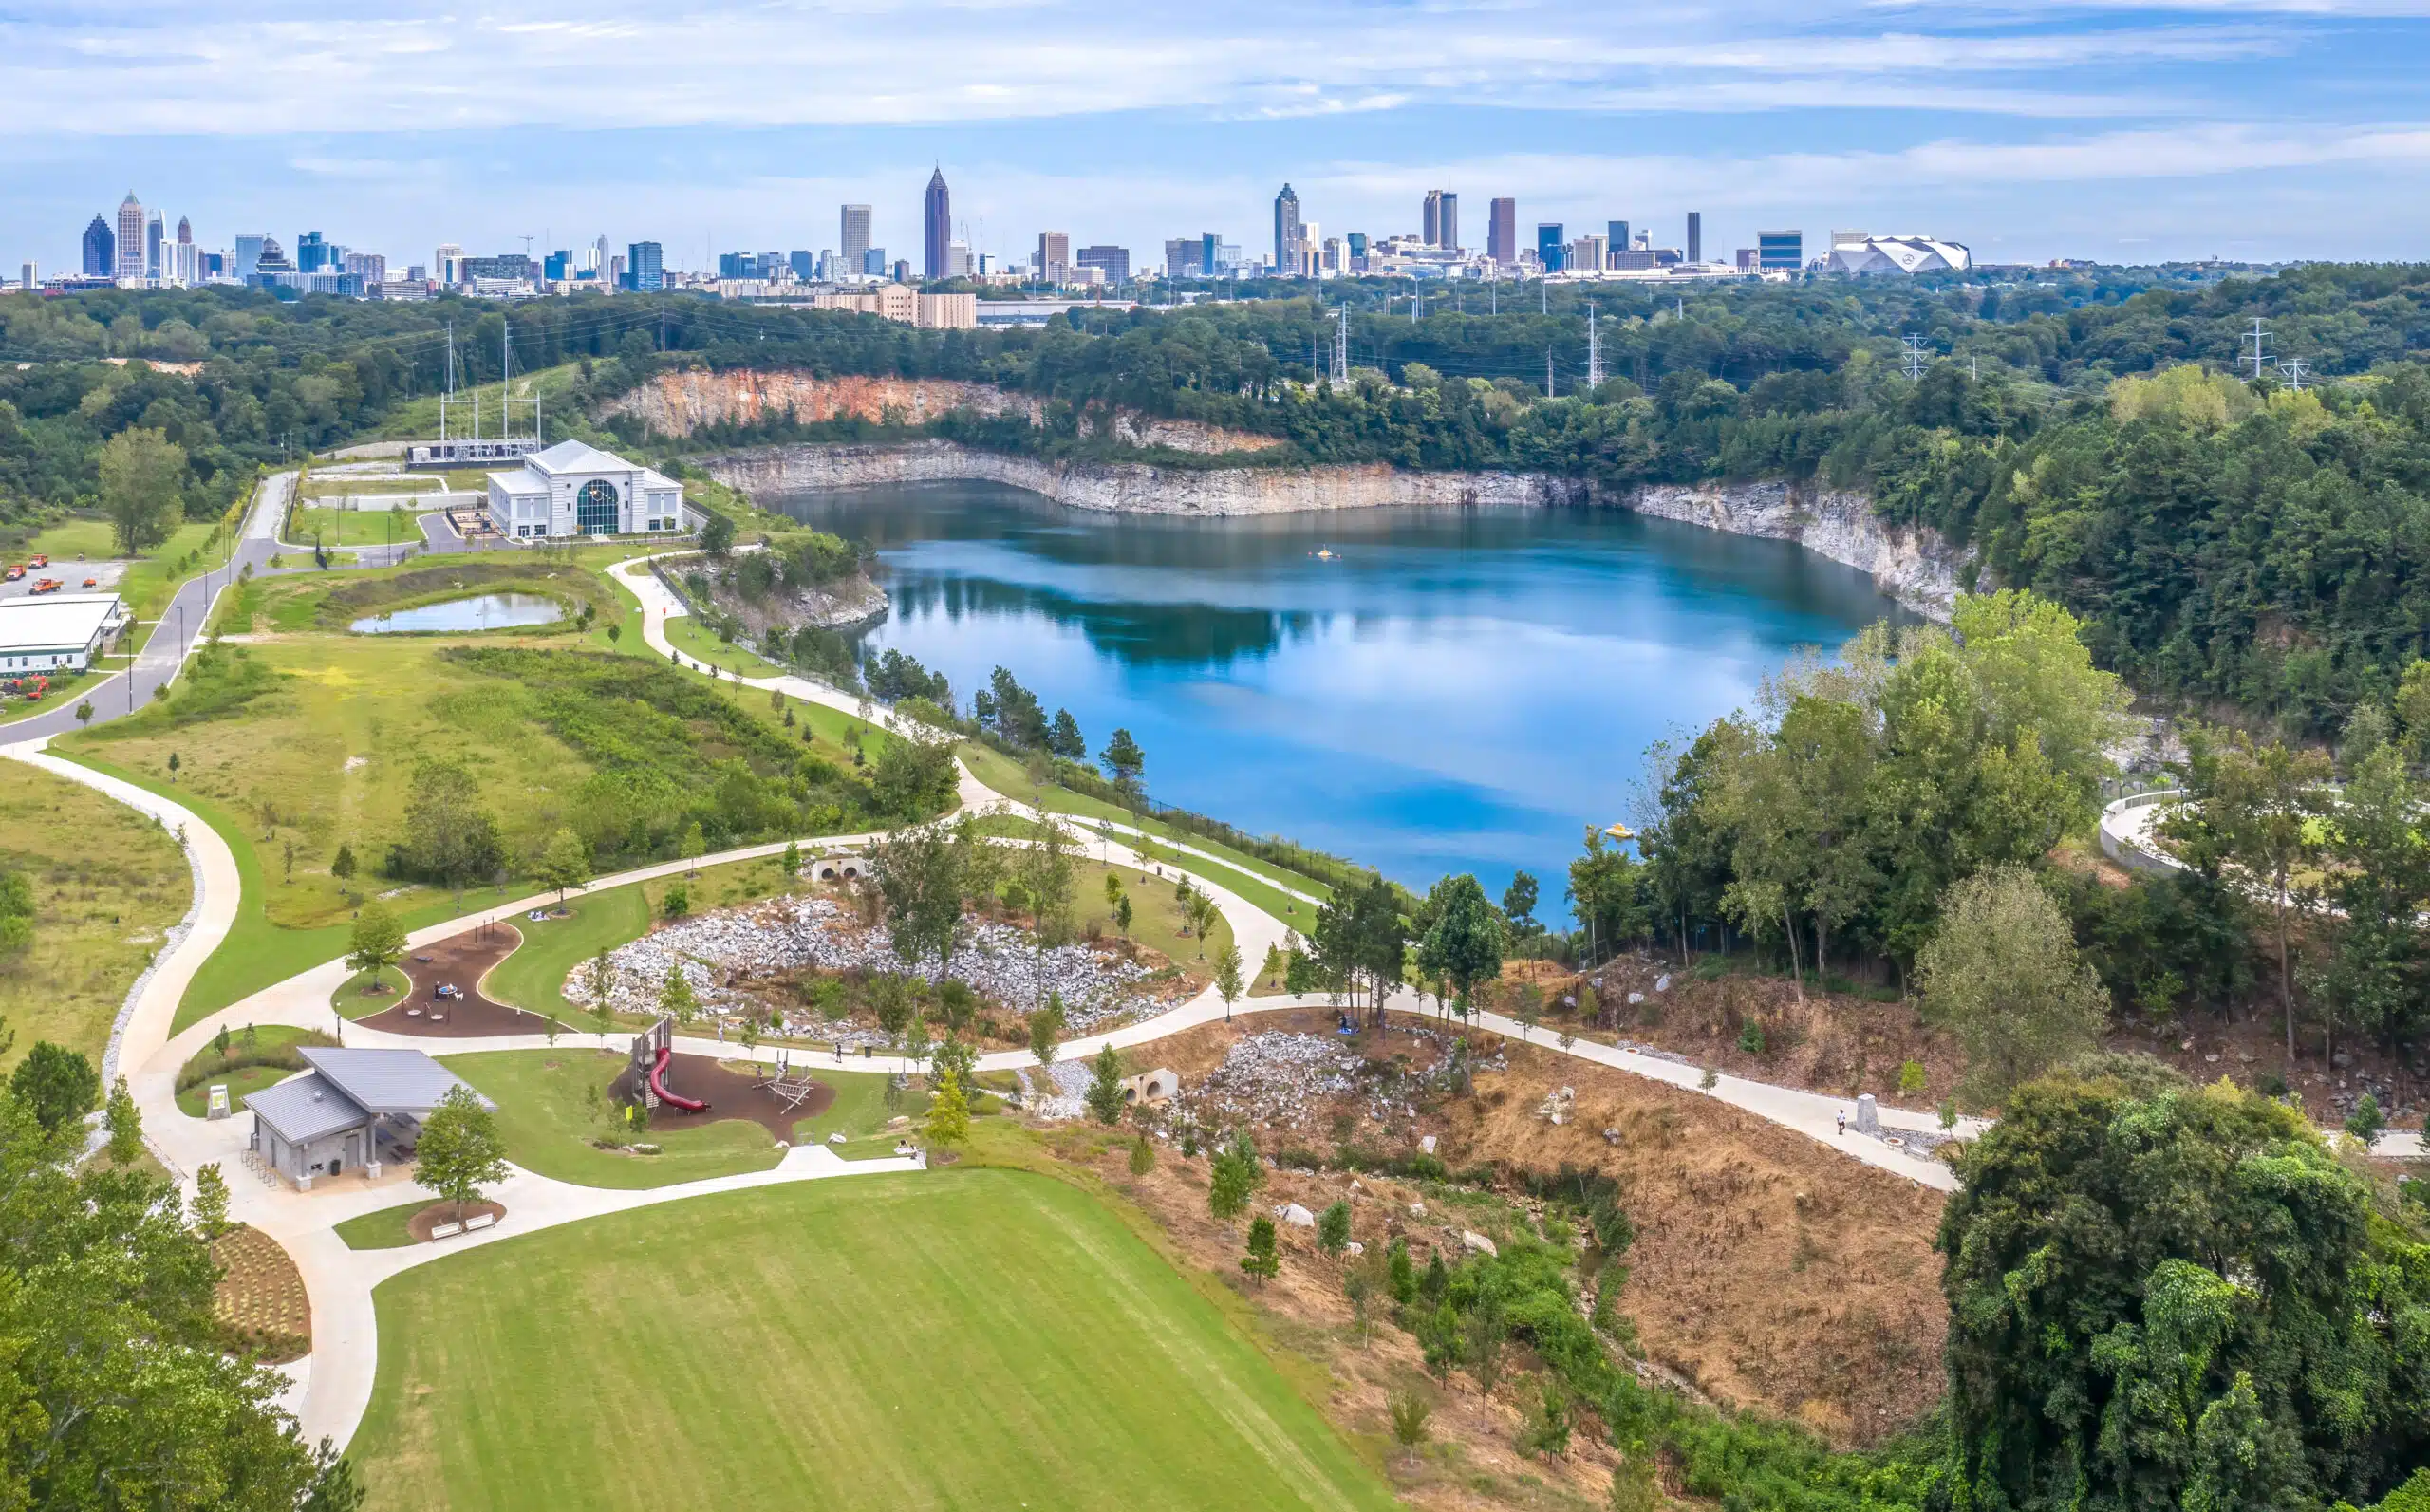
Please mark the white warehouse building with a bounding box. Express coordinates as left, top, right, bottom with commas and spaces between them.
0, 593, 131, 674
484, 439, 688, 539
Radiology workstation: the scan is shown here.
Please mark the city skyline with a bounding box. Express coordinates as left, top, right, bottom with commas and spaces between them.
4, 0, 2425, 272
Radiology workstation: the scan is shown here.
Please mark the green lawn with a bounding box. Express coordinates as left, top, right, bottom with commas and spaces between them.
287, 505, 431, 551
350, 1168, 1399, 1511
0, 761, 195, 1073
958, 742, 1335, 907
172, 1023, 330, 1116
333, 965, 412, 1019
27, 517, 236, 624
334, 1201, 425, 1250
662, 607, 783, 678
439, 1050, 925, 1188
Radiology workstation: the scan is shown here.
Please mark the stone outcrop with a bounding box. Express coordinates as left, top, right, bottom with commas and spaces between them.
698, 440, 1966, 619
602, 368, 1279, 457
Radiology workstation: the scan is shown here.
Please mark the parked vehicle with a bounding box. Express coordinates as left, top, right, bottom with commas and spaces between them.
80, 577, 96, 588
27, 555, 47, 569
28, 579, 62, 595
4, 566, 22, 582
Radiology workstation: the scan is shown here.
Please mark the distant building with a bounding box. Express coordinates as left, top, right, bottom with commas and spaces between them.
461, 254, 534, 283
0, 593, 131, 675
789, 250, 814, 282
1536, 223, 1564, 271
1273, 184, 1302, 272
1686, 212, 1702, 265
485, 439, 687, 540
1567, 233, 1608, 272
1608, 220, 1631, 257
345, 252, 387, 286
435, 243, 466, 285
1758, 230, 1803, 272
1164, 237, 1201, 278
1423, 191, 1458, 250
296, 231, 328, 273
17, 263, 32, 290
1487, 199, 1516, 264
1828, 233, 1971, 275
626, 241, 664, 291
861, 247, 888, 277
1036, 232, 1070, 285
924, 168, 951, 281
717, 251, 755, 279
82, 215, 114, 277
944, 241, 972, 278
1347, 231, 1370, 261
840, 204, 872, 270
114, 194, 145, 281
809, 286, 978, 329
1076, 245, 1129, 283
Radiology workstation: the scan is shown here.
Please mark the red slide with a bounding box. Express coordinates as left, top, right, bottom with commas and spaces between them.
648, 1045, 707, 1111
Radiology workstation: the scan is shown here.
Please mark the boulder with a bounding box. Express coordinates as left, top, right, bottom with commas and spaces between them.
1278, 1203, 1317, 1229
1462, 1230, 1499, 1258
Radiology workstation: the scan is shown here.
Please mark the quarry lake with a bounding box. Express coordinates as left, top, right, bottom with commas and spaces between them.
773, 480, 1916, 905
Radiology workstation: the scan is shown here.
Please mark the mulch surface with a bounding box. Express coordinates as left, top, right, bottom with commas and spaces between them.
357, 922, 569, 1039
608, 1051, 836, 1143
406, 1200, 508, 1243
212, 1224, 310, 1364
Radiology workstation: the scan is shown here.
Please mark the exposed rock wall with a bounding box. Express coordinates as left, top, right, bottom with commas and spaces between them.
602, 368, 1279, 456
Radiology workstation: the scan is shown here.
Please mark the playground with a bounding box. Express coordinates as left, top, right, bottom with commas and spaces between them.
607, 1019, 841, 1145
349, 1168, 1400, 1512
356, 922, 563, 1039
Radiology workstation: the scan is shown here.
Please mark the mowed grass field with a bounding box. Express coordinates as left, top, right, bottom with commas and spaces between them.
351, 1169, 1400, 1512
0, 761, 194, 1071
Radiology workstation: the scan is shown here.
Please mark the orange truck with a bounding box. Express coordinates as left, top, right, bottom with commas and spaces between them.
3, 565, 21, 582
27, 554, 47, 569
28, 578, 61, 595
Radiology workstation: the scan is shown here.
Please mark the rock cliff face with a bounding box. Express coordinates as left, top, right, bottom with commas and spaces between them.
603, 368, 1278, 456
1625, 480, 1963, 620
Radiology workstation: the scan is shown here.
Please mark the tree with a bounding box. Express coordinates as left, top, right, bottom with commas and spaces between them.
1387, 1390, 1432, 1466
103, 1075, 142, 1165
1317, 1200, 1352, 1257
1501, 870, 1541, 937
73, 700, 92, 730
1099, 727, 1146, 810
1241, 1215, 1280, 1284
2347, 1092, 2385, 1145
192, 1161, 232, 1239
1128, 1133, 1155, 1175
1208, 1130, 1262, 1221
1028, 993, 1064, 1068
1085, 1041, 1126, 1125
659, 964, 699, 1027
871, 819, 966, 973
397, 757, 505, 893
416, 1085, 508, 1219
535, 827, 591, 905
1418, 873, 1504, 1020
680, 820, 707, 874
1916, 866, 2110, 1101
780, 840, 800, 885
1186, 889, 1220, 956
345, 897, 404, 981
9, 1041, 98, 1133
331, 840, 357, 891
1465, 1294, 1509, 1395
1048, 707, 1087, 760
98, 425, 185, 553
924, 1067, 971, 1155
2166, 726, 2332, 1058
698, 511, 736, 557
1941, 1070, 2429, 1512
869, 737, 959, 818
1213, 940, 1244, 1025
1519, 1381, 1572, 1459
587, 950, 619, 1045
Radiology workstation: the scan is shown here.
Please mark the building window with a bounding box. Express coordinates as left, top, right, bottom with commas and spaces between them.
575, 478, 620, 534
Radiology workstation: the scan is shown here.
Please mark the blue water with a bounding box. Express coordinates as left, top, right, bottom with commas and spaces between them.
772, 482, 1915, 903
350, 591, 566, 634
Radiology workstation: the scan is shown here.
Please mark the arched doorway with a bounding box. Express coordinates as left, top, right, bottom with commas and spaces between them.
575, 478, 620, 535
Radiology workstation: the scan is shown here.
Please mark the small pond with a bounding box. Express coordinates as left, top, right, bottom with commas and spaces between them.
349, 592, 566, 634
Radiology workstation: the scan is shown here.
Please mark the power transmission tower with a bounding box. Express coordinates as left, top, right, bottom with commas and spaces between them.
2246, 317, 2271, 381
1545, 347, 1556, 398
1335, 303, 1350, 382
1586, 303, 1603, 389
2279, 356, 2310, 392
1903, 334, 1927, 382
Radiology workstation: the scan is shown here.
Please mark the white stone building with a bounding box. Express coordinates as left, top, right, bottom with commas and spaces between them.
484, 439, 688, 539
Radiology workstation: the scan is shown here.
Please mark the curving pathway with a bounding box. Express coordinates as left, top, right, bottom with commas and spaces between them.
2, 545, 2085, 1459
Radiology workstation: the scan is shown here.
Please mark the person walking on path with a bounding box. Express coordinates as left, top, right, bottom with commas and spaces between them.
1837, 1110, 1846, 1137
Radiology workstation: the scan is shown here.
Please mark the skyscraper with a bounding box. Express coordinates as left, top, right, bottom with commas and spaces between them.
114, 193, 145, 280
1687, 212, 1702, 265
297, 231, 327, 273
1036, 232, 1070, 286
1423, 192, 1458, 250
923, 169, 951, 282
626, 242, 663, 291
435, 243, 465, 285
1487, 199, 1516, 264
1273, 184, 1301, 272
234, 233, 265, 281
145, 214, 164, 278
82, 215, 114, 277
841, 205, 872, 271
1536, 224, 1565, 271
1608, 221, 1630, 256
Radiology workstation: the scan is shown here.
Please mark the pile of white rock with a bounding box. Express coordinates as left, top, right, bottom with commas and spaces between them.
560, 894, 1168, 1032
1191, 1033, 1372, 1132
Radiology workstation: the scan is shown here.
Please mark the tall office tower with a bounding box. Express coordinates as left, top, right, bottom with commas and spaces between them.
1036, 231, 1070, 285
18, 263, 33, 290
177, 215, 191, 250
434, 243, 465, 285
594, 234, 611, 275
82, 215, 114, 276
1608, 220, 1630, 256
1687, 212, 1702, 265
234, 233, 265, 280
1536, 223, 1564, 271
944, 241, 972, 278
840, 205, 872, 270
145, 215, 164, 278
1163, 238, 1199, 279
1423, 191, 1444, 247
114, 193, 145, 279
1203, 233, 1222, 276
862, 247, 888, 276
923, 168, 951, 281
626, 241, 663, 291
1422, 192, 1457, 250
1487, 198, 1517, 263
789, 250, 814, 281
296, 231, 327, 273
1075, 245, 1128, 282
1273, 184, 1301, 271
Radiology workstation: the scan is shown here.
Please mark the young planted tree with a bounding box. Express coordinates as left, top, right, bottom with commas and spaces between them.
330, 841, 357, 896
1207, 1130, 1264, 1221
345, 899, 404, 987
587, 951, 620, 1046
1916, 865, 2111, 1101
1388, 1391, 1432, 1467
1085, 1041, 1126, 1126
416, 1085, 508, 1221
659, 965, 700, 1028
1417, 873, 1504, 1022
1099, 727, 1146, 812
1317, 1200, 1352, 1257
1128, 1133, 1155, 1175
924, 1068, 971, 1156
1241, 1215, 1280, 1285
1028, 993, 1065, 1068
680, 820, 707, 875
536, 827, 591, 907
871, 819, 966, 973
191, 1161, 233, 1240
103, 1075, 143, 1166
9, 1042, 99, 1133
1213, 939, 1244, 1025
1187, 889, 1221, 957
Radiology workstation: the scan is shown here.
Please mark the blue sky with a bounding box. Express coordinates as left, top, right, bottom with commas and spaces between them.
4, 0, 2426, 273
